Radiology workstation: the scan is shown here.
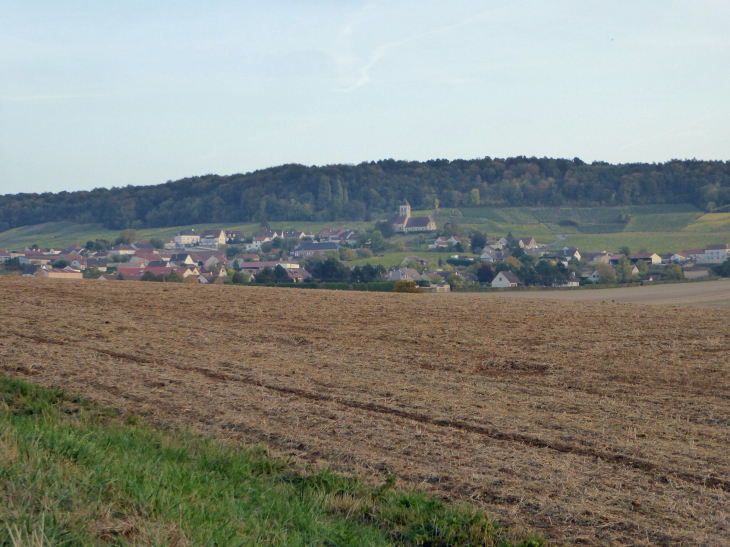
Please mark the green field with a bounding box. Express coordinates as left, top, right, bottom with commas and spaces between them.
0, 376, 539, 547
681, 213, 730, 232
624, 212, 702, 232
558, 232, 727, 255
0, 221, 372, 251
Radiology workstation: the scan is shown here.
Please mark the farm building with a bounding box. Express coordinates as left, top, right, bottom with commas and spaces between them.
34, 269, 83, 279
629, 252, 662, 265
291, 242, 339, 258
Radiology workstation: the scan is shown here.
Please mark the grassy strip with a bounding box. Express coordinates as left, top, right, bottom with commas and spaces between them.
0, 377, 542, 546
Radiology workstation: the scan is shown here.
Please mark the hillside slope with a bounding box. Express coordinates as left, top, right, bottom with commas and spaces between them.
1, 157, 729, 232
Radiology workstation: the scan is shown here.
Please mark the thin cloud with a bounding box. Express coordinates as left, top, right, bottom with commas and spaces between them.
341, 6, 511, 91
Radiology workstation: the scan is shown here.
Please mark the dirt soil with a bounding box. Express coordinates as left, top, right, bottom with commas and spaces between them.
1, 277, 729, 545
481, 279, 730, 307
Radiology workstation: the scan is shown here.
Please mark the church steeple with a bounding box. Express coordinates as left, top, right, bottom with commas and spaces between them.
399, 199, 411, 218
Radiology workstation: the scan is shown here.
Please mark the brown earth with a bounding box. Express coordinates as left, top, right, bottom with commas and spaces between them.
1, 277, 729, 545
477, 279, 730, 307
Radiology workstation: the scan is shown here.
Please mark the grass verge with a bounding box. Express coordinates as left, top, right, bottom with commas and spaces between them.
0, 376, 542, 546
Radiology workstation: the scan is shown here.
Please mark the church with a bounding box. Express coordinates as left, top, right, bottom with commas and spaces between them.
386, 199, 437, 233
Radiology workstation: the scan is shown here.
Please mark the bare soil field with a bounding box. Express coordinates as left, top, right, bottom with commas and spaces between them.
1, 277, 729, 545
481, 279, 730, 307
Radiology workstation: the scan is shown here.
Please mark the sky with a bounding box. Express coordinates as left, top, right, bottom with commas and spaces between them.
1, 0, 729, 195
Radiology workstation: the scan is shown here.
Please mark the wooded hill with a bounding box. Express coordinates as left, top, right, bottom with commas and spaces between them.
2, 157, 729, 231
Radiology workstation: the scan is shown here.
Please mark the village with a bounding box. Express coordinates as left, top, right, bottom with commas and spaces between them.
1, 200, 728, 291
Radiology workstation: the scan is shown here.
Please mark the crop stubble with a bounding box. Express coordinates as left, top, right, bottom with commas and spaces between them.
1, 278, 729, 545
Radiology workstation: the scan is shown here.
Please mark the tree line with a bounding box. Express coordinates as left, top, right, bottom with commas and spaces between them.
2, 157, 729, 232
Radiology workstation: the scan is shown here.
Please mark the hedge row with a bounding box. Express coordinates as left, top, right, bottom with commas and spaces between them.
250, 281, 396, 292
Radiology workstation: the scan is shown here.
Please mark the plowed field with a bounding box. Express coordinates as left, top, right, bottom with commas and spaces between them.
2, 278, 729, 545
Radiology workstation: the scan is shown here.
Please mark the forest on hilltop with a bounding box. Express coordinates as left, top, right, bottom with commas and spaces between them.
1, 157, 729, 231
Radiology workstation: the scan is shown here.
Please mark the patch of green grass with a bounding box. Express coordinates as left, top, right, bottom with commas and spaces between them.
458, 208, 538, 224
681, 213, 730, 233
560, 232, 728, 254
0, 376, 541, 547
624, 213, 701, 232
0, 220, 377, 251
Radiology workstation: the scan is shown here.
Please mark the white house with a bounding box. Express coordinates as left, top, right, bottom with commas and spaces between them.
200, 229, 227, 247
559, 273, 580, 288
698, 244, 729, 264
429, 236, 460, 250
559, 246, 581, 261
387, 268, 426, 282
244, 236, 270, 251
174, 229, 200, 247
491, 271, 521, 288
480, 249, 496, 262
584, 251, 610, 265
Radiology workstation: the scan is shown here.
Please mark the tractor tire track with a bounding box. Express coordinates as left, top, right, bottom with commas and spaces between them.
8, 330, 730, 494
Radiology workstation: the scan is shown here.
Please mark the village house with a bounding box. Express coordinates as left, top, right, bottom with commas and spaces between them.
81, 257, 108, 272
129, 253, 164, 267
480, 249, 513, 263
584, 250, 611, 265
187, 251, 226, 267
291, 242, 339, 258
225, 230, 245, 243
283, 231, 309, 240
200, 229, 227, 247
318, 228, 346, 240
698, 244, 729, 264
109, 244, 137, 256
258, 229, 284, 239
517, 237, 538, 249
169, 253, 197, 266
18, 253, 54, 267
328, 230, 358, 245
384, 200, 437, 233
558, 246, 581, 261
676, 249, 704, 263
244, 236, 270, 251
491, 271, 521, 288
400, 256, 428, 267
559, 273, 580, 288
173, 229, 200, 247
387, 268, 426, 282
429, 236, 463, 250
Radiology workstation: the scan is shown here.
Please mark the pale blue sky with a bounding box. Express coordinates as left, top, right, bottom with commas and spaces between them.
1, 1, 728, 194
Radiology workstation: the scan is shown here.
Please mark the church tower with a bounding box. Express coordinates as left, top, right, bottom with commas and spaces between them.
399, 199, 411, 218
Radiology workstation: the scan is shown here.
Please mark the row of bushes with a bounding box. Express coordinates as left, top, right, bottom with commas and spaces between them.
246, 280, 432, 292
250, 281, 397, 292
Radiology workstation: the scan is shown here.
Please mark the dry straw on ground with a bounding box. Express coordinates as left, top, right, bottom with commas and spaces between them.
1, 277, 729, 545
